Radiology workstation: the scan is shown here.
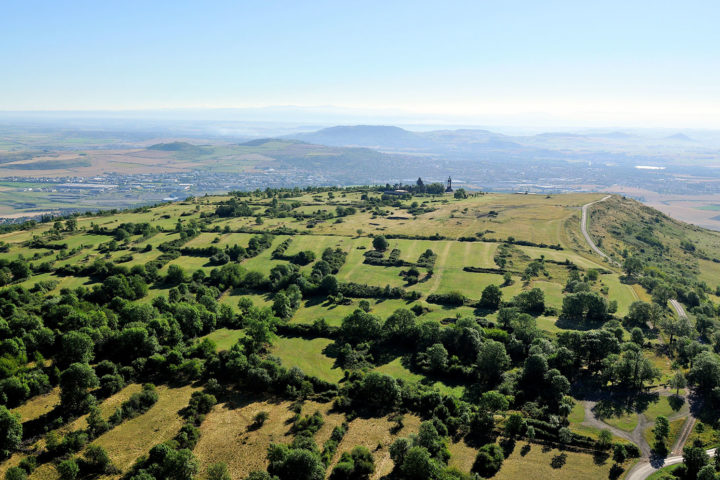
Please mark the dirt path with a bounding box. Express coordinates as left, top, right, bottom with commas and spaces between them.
580, 400, 652, 457
671, 415, 696, 456
426, 241, 452, 295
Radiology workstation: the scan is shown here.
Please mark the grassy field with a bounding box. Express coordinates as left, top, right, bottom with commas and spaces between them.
447, 440, 621, 480
3, 190, 718, 479
270, 336, 344, 383
200, 328, 246, 351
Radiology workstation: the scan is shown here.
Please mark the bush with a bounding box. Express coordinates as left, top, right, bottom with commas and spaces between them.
472, 443, 504, 477
56, 459, 79, 480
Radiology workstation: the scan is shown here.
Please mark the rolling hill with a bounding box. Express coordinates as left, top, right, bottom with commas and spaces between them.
1, 188, 719, 480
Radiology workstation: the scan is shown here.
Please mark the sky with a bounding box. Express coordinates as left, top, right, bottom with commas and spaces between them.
1, 0, 719, 128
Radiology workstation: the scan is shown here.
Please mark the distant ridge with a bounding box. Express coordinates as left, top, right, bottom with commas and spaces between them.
239, 138, 303, 147
665, 133, 694, 142
147, 141, 209, 154
289, 125, 436, 149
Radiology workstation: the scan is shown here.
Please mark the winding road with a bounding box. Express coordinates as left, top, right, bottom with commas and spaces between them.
625, 449, 716, 480
579, 197, 701, 479
580, 195, 619, 266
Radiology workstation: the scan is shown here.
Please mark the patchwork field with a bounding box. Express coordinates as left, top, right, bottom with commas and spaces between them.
2, 188, 718, 480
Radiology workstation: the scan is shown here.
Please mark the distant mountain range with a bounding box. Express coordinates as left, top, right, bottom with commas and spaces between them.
285, 125, 706, 159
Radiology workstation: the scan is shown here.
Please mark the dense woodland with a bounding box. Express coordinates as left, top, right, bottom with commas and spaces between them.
0, 186, 720, 480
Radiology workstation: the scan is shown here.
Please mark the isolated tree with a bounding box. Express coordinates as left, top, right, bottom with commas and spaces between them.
479, 284, 502, 310
372, 236, 388, 252
669, 373, 687, 399
623, 256, 643, 277
472, 443, 504, 477
653, 416, 670, 454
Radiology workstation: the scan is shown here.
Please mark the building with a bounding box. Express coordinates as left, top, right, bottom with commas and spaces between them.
445, 176, 453, 193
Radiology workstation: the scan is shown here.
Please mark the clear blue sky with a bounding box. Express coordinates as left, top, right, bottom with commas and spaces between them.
2, 0, 719, 127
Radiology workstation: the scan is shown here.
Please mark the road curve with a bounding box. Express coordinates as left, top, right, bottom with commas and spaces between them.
625, 449, 716, 480
580, 195, 619, 265
670, 299, 688, 319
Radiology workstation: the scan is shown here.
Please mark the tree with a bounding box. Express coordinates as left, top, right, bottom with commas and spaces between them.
4, 467, 26, 480
597, 429, 613, 450
207, 462, 231, 480
653, 416, 670, 454
476, 340, 510, 385
330, 446, 374, 480
683, 445, 709, 479
690, 351, 720, 394
267, 445, 325, 480
401, 447, 437, 480
504, 414, 527, 438
272, 292, 293, 320
84, 445, 111, 473
698, 464, 716, 480
454, 188, 468, 199
513, 288, 545, 314
472, 443, 504, 477
630, 327, 644, 346
670, 371, 687, 396
425, 343, 448, 372
56, 459, 79, 480
625, 301, 661, 328
660, 315, 693, 345
59, 363, 99, 413
57, 331, 95, 368
166, 264, 186, 284
479, 284, 502, 310
0, 406, 22, 457
372, 236, 388, 251
623, 256, 643, 277
358, 373, 400, 412
319, 275, 339, 295
652, 284, 674, 306
382, 308, 417, 343
340, 310, 382, 344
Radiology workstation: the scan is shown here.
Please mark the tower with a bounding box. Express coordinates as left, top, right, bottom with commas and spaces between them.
445, 176, 453, 193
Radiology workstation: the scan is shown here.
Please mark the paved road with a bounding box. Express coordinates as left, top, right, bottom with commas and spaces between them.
625, 449, 716, 480
670, 299, 688, 319
580, 195, 619, 266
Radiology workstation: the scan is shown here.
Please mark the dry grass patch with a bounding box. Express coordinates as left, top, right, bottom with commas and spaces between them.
12, 388, 60, 423
193, 397, 296, 479
493, 443, 616, 480
93, 384, 198, 473
328, 414, 421, 479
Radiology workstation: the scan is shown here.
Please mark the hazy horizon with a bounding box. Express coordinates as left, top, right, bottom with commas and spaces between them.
3, 1, 719, 129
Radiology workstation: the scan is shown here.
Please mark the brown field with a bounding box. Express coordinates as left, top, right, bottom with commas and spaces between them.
193, 396, 298, 479
92, 384, 198, 474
